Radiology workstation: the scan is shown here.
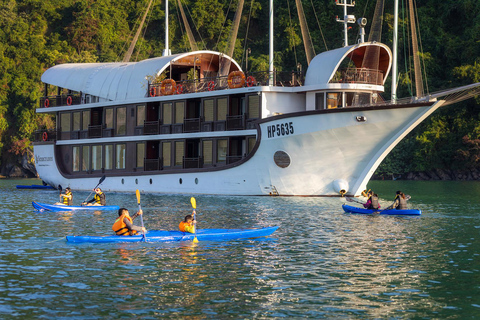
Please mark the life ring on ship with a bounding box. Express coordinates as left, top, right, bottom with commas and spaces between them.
160, 79, 177, 96
66, 96, 72, 106
44, 98, 50, 108
176, 84, 184, 94
227, 71, 245, 89
42, 132, 48, 141
149, 86, 157, 97
207, 81, 215, 91
246, 76, 257, 87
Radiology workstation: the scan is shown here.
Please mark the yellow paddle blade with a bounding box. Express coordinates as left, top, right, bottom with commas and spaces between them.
190, 197, 196, 209
136, 189, 141, 205
193, 236, 198, 243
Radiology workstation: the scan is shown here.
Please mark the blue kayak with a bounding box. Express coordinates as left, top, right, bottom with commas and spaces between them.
66, 226, 279, 243
32, 201, 120, 212
17, 185, 55, 190
342, 204, 421, 216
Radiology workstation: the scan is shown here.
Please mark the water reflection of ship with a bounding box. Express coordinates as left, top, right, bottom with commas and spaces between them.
33, 0, 480, 196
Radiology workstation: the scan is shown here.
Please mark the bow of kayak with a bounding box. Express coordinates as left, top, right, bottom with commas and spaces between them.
66, 226, 279, 243
32, 201, 120, 212
342, 204, 421, 215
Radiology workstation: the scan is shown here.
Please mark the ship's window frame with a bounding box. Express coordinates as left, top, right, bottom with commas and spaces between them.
217, 139, 228, 163
82, 145, 90, 171
136, 142, 145, 168
202, 99, 214, 122
174, 140, 184, 167
73, 146, 80, 172
105, 108, 114, 129
216, 97, 228, 121
327, 92, 342, 109
82, 110, 90, 131
162, 141, 172, 167
60, 112, 71, 132
247, 136, 257, 154
136, 105, 145, 127
315, 92, 325, 110
116, 107, 127, 135
202, 140, 213, 165
116, 143, 126, 169
247, 94, 260, 119
174, 101, 185, 124
72, 112, 81, 131
105, 144, 113, 170
162, 102, 173, 125
91, 145, 102, 171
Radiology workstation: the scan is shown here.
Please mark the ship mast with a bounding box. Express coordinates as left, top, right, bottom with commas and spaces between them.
163, 0, 171, 56
335, 0, 356, 47
391, 0, 398, 103
269, 0, 274, 86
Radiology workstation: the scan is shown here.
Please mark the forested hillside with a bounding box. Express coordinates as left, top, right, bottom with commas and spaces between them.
0, 0, 479, 178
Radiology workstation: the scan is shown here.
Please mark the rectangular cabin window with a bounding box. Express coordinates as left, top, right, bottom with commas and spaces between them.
247, 95, 260, 119
217, 139, 227, 163
327, 92, 342, 109
162, 102, 172, 125
116, 107, 126, 135
174, 101, 184, 124
217, 98, 227, 121
116, 144, 126, 169
162, 142, 171, 167
136, 105, 145, 126
248, 137, 256, 154
202, 140, 213, 165
73, 112, 81, 131
105, 108, 114, 128
175, 141, 184, 166
82, 146, 90, 171
82, 110, 90, 130
315, 93, 325, 110
73, 146, 80, 172
60, 113, 71, 132
136, 143, 145, 168
105, 144, 113, 170
92, 145, 102, 171
203, 99, 214, 122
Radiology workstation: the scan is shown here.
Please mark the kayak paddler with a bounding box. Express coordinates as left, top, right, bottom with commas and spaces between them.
112, 208, 147, 236
363, 191, 381, 210
54, 187, 73, 206
392, 191, 411, 210
179, 214, 195, 233
82, 188, 106, 206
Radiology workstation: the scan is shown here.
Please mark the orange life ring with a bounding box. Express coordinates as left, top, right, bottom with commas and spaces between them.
160, 79, 177, 96
42, 132, 48, 141
227, 71, 246, 89
246, 76, 257, 87
207, 81, 215, 91
66, 96, 72, 106
44, 98, 50, 108
149, 86, 157, 97
176, 84, 184, 94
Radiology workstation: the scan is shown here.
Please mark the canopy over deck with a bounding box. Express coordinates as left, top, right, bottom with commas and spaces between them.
41, 51, 241, 101
305, 42, 392, 86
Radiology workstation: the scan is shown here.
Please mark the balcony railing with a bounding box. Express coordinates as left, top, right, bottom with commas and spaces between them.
330, 68, 384, 85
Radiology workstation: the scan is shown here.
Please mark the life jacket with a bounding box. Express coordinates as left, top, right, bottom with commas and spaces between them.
370, 195, 379, 210
112, 214, 137, 236
395, 195, 408, 210
94, 192, 106, 205
179, 221, 195, 233
63, 191, 72, 206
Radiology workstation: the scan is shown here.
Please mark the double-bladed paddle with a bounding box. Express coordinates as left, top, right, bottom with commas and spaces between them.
82, 175, 106, 205
190, 197, 198, 243
136, 189, 146, 242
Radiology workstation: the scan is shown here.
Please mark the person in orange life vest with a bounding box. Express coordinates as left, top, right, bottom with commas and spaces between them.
179, 214, 195, 233
54, 187, 73, 206
112, 208, 147, 236
83, 188, 106, 206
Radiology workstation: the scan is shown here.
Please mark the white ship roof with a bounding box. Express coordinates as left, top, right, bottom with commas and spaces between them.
305, 42, 392, 86
41, 51, 241, 101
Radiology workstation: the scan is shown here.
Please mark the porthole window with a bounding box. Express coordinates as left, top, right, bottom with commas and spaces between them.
195, 178, 198, 185
135, 178, 138, 184
121, 178, 124, 184
179, 178, 183, 184
149, 179, 153, 185
274, 150, 291, 168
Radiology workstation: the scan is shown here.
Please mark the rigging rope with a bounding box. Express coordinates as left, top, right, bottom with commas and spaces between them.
287, 0, 299, 68
309, 0, 327, 51
240, 0, 255, 71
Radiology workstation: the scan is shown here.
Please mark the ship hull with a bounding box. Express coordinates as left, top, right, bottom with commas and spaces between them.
33, 101, 443, 196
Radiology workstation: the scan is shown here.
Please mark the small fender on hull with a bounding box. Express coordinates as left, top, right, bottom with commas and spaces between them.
333, 179, 349, 196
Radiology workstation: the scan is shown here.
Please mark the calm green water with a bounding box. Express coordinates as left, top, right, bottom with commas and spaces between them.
1, 179, 480, 319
